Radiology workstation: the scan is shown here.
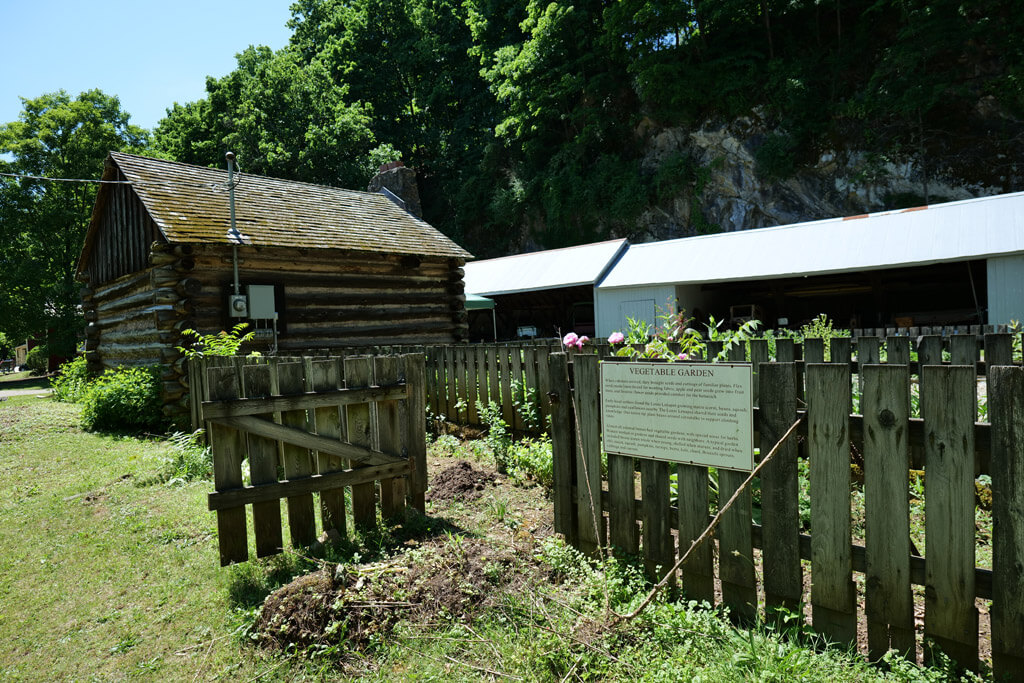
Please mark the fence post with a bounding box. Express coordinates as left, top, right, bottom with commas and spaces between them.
759, 362, 801, 615
242, 362, 284, 557
863, 364, 914, 661
279, 362, 317, 546
308, 359, 346, 539
208, 364, 248, 565
345, 356, 378, 530
374, 356, 405, 520
547, 352, 578, 546
922, 365, 978, 670
400, 353, 428, 513
989, 366, 1024, 680
573, 353, 604, 555
807, 362, 856, 646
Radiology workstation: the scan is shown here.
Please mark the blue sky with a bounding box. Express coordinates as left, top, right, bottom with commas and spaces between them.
0, 0, 294, 131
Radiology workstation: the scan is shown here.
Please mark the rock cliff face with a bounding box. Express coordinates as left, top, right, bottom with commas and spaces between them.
634, 116, 1002, 242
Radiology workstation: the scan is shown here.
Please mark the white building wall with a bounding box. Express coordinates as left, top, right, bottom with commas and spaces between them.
595, 285, 676, 337
987, 254, 1024, 324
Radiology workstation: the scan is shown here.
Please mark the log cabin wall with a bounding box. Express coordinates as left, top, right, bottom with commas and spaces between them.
186, 244, 468, 349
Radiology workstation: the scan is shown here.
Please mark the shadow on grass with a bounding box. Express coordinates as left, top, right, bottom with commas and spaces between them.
0, 373, 51, 391
227, 507, 473, 608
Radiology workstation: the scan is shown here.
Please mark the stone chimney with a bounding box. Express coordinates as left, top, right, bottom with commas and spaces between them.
368, 161, 422, 218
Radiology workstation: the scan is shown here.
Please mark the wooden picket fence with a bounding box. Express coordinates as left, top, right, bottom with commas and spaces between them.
544, 339, 1024, 678
190, 353, 427, 566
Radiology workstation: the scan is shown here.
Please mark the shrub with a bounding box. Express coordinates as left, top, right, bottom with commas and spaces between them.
24, 346, 48, 375
81, 366, 165, 433
51, 355, 91, 403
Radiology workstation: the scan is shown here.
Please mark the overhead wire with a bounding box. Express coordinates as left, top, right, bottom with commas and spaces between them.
0, 171, 132, 184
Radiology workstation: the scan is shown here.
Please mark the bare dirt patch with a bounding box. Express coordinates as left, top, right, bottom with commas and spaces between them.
255, 534, 526, 653
425, 460, 496, 503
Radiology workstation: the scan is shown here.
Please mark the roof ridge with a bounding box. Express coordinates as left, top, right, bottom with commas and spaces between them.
110, 151, 389, 200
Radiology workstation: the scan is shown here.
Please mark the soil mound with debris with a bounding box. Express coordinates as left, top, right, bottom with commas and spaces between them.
425, 460, 496, 502
255, 537, 525, 653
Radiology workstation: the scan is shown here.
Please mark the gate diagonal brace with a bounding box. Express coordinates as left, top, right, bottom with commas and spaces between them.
210, 414, 405, 468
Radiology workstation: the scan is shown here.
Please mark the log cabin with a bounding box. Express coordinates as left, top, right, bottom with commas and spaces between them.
76, 152, 471, 420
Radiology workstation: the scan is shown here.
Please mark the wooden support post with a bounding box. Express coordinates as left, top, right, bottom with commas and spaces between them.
573, 353, 604, 555
345, 356, 377, 530
548, 353, 578, 546
209, 365, 248, 565
922, 365, 978, 671
278, 362, 317, 547
989, 366, 1024, 680
309, 359, 346, 538
243, 363, 284, 557
807, 363, 856, 647
759, 362, 801, 615
375, 356, 405, 520
863, 364, 914, 662
401, 354, 428, 513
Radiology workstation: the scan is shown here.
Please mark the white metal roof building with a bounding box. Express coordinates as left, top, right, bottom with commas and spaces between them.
463, 239, 629, 339
595, 193, 1024, 336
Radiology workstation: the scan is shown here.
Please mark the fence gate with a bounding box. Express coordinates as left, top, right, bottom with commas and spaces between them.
193, 353, 427, 566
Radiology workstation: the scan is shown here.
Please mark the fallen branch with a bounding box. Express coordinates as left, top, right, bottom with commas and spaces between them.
611, 414, 805, 624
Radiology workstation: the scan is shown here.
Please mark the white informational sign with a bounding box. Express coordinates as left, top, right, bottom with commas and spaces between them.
600, 361, 754, 471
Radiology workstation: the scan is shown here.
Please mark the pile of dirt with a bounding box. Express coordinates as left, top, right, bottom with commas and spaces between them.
425, 460, 496, 502
255, 536, 526, 653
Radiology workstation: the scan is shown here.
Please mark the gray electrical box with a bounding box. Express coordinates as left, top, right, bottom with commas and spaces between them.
246, 285, 276, 319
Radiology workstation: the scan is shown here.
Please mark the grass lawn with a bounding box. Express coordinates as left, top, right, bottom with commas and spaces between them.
0, 395, 284, 680
0, 395, 978, 681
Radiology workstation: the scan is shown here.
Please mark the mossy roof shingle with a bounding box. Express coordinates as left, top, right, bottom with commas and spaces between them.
108, 152, 471, 259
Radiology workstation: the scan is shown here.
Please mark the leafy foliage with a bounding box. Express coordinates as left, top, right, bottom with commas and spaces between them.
176, 323, 255, 360
51, 355, 91, 403
80, 366, 164, 433
0, 90, 147, 354
23, 346, 48, 375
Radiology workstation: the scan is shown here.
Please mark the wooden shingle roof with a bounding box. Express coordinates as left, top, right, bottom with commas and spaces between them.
104, 152, 471, 258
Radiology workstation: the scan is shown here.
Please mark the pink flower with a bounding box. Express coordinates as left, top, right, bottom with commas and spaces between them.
608, 332, 625, 344
677, 352, 690, 361
562, 332, 579, 348
576, 335, 590, 349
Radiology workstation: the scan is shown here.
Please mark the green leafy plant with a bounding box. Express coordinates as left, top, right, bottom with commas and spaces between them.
80, 366, 165, 433
51, 355, 91, 403
477, 400, 512, 473
158, 430, 213, 484
799, 314, 850, 361
24, 346, 48, 375
176, 323, 255, 360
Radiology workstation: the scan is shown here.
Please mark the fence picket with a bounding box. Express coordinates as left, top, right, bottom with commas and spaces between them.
989, 366, 1024, 680
804, 338, 825, 364
574, 353, 604, 555
487, 345, 500, 408
400, 353, 428, 512
863, 364, 914, 661
922, 365, 977, 669
375, 356, 405, 519
830, 337, 851, 365
641, 459, 673, 583
455, 346, 468, 424
345, 356, 377, 530
467, 346, 480, 424
807, 363, 856, 646
278, 362, 317, 547
308, 359, 346, 538
548, 353, 577, 545
677, 462, 714, 604
499, 346, 514, 427
242, 363, 284, 557
209, 365, 248, 565
511, 346, 525, 432
759, 362, 801, 614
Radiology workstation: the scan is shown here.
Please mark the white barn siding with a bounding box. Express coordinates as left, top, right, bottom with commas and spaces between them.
987, 255, 1024, 324
596, 285, 676, 337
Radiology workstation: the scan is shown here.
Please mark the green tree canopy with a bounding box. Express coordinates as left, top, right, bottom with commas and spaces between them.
0, 90, 147, 356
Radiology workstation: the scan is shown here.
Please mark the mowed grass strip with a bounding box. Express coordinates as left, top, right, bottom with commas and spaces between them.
0, 396, 286, 681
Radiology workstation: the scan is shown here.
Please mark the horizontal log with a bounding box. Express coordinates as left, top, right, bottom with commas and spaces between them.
96, 287, 159, 314
192, 246, 451, 275
286, 319, 456, 338
211, 415, 404, 468
277, 331, 455, 349
202, 384, 408, 419
208, 460, 411, 511
92, 268, 152, 300
84, 309, 98, 323
163, 382, 186, 400
174, 257, 195, 273
289, 305, 450, 324
151, 267, 180, 287
280, 290, 451, 305
98, 342, 180, 361
177, 278, 203, 297
149, 251, 178, 266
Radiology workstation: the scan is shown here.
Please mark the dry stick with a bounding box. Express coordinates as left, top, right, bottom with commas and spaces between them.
611, 414, 805, 624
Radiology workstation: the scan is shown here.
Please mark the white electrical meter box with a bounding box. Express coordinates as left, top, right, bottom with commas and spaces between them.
247, 285, 276, 319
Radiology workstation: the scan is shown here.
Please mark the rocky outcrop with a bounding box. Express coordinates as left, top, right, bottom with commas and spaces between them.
634, 114, 1001, 242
